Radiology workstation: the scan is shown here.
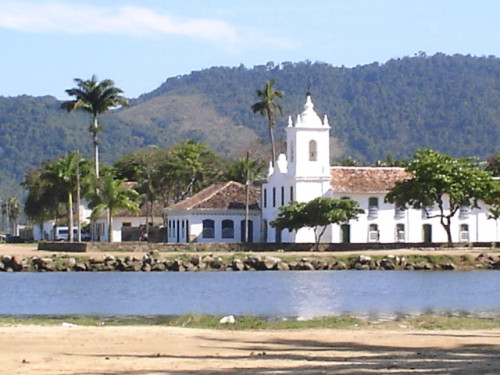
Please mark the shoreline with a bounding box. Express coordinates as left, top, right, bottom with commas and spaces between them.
1, 248, 499, 272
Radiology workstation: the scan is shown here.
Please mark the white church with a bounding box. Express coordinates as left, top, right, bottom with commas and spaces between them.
166, 94, 499, 245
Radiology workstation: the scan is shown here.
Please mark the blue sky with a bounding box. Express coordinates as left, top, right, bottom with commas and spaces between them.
1, 0, 500, 99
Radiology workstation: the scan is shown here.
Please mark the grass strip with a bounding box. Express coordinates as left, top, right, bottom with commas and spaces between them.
0, 314, 498, 330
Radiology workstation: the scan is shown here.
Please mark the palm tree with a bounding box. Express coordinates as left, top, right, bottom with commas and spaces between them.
89, 171, 139, 242
40, 153, 93, 242
61, 75, 129, 176
251, 80, 284, 167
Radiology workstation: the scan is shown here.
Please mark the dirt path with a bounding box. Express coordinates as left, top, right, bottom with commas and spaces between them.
1, 242, 496, 259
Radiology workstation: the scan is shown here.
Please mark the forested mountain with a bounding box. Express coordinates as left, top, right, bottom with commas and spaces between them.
2, 53, 500, 198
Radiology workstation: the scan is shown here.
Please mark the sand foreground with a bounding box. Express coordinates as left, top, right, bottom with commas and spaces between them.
0, 325, 498, 374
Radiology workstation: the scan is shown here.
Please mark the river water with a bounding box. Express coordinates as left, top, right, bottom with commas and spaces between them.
1, 271, 499, 319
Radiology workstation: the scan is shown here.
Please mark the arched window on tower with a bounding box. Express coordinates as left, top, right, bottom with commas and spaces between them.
309, 140, 317, 161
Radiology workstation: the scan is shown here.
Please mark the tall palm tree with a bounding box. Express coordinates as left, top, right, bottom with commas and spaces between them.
89, 171, 139, 242
61, 75, 129, 177
251, 80, 284, 167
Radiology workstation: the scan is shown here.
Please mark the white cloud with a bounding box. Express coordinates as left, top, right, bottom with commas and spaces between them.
0, 1, 239, 43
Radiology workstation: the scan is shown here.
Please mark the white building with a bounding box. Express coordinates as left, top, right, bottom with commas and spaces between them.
167, 93, 499, 245
165, 181, 261, 243
262, 93, 498, 245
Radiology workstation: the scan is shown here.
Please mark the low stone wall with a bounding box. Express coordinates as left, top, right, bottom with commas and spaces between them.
38, 242, 87, 252
1, 252, 499, 272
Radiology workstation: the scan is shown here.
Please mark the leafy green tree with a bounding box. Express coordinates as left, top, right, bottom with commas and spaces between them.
251, 80, 284, 167
23, 167, 65, 228
61, 75, 129, 176
88, 170, 140, 242
158, 140, 223, 203
385, 149, 494, 246
271, 197, 363, 250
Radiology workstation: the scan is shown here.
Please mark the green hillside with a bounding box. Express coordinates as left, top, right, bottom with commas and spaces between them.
2, 53, 500, 199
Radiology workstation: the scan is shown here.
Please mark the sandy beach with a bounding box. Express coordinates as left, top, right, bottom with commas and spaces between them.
0, 325, 498, 374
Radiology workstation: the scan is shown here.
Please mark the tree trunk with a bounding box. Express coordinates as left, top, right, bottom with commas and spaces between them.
268, 123, 276, 167
68, 192, 74, 242
108, 209, 113, 243
92, 116, 99, 177
441, 216, 454, 247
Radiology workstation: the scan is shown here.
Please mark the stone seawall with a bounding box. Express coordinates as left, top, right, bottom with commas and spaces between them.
1, 252, 499, 272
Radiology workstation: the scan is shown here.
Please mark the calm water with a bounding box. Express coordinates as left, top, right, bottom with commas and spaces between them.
1, 271, 499, 319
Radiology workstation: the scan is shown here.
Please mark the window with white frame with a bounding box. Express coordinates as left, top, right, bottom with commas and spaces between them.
368, 224, 379, 242
459, 224, 469, 242
202, 219, 215, 238
396, 223, 405, 242
368, 197, 379, 219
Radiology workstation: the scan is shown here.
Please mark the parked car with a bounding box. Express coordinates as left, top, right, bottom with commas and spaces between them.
53, 227, 91, 241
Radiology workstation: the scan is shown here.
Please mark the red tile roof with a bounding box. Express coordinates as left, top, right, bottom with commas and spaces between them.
330, 167, 409, 193
166, 181, 260, 211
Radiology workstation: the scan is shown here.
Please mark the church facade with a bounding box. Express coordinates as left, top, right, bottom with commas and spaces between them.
166, 94, 499, 245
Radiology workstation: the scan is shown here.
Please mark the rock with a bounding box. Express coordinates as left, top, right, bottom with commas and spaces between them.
151, 262, 166, 271
65, 258, 76, 268
311, 259, 328, 270
329, 261, 348, 270
296, 261, 315, 271
232, 259, 245, 271
141, 263, 151, 272
440, 262, 456, 270
414, 261, 433, 270
190, 255, 201, 266
380, 259, 395, 270
354, 262, 371, 270
358, 255, 372, 264
262, 256, 281, 270
74, 262, 87, 271
276, 261, 290, 271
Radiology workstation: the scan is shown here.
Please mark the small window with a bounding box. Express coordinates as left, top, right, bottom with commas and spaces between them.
202, 219, 215, 239
368, 224, 379, 242
290, 186, 294, 202
221, 220, 234, 239
122, 222, 132, 227
459, 224, 469, 242
263, 188, 267, 208
309, 140, 317, 161
281, 186, 284, 206
273, 187, 276, 207
459, 205, 471, 219
368, 197, 379, 219
396, 223, 405, 242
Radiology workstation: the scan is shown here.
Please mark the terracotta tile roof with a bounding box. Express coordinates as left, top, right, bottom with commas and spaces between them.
166, 181, 261, 211
330, 167, 409, 193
